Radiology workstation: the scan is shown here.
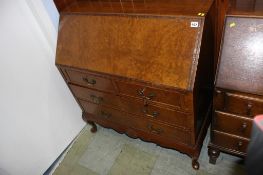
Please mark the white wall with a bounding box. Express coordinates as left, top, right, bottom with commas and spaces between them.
0, 1, 85, 175
41, 0, 59, 30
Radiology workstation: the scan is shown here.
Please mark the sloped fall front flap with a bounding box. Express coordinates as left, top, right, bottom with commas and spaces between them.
56, 14, 204, 90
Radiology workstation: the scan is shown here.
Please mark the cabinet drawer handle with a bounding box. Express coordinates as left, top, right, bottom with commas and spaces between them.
237, 141, 243, 149
90, 95, 103, 104
216, 90, 222, 94
142, 107, 159, 118
147, 124, 163, 135
83, 77, 96, 85
246, 103, 253, 116
240, 122, 247, 132
100, 111, 111, 119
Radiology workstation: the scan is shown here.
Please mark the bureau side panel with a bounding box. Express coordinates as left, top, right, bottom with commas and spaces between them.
193, 13, 214, 137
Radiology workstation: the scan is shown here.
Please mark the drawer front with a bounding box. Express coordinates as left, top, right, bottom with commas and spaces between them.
80, 100, 190, 144
212, 130, 249, 154
131, 117, 191, 144
120, 97, 191, 128
214, 90, 263, 118
116, 81, 183, 109
65, 69, 115, 92
80, 99, 126, 123
213, 111, 252, 138
69, 84, 121, 107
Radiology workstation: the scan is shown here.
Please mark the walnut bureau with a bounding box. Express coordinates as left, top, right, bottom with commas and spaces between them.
54, 0, 216, 169
208, 0, 263, 164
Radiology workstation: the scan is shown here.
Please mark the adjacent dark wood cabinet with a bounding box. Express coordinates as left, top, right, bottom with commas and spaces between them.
208, 0, 263, 164
213, 0, 229, 73
54, 0, 216, 169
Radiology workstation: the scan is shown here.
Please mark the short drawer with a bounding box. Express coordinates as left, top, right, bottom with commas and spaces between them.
65, 69, 115, 92
213, 111, 252, 138
116, 81, 184, 109
214, 90, 263, 118
69, 84, 121, 107
80, 99, 126, 123
212, 130, 249, 154
131, 117, 191, 144
120, 97, 191, 128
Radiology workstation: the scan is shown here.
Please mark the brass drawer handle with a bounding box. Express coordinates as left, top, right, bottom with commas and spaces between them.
100, 111, 111, 119
83, 77, 96, 85
142, 107, 159, 118
147, 124, 163, 135
137, 88, 156, 100
90, 95, 103, 104
152, 111, 159, 117
147, 93, 156, 100
137, 88, 145, 97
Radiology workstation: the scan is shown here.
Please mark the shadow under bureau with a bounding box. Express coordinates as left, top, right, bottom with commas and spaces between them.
54, 0, 216, 169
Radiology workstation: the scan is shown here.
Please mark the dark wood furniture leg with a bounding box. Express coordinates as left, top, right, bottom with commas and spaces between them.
192, 158, 200, 170
82, 112, 97, 133
208, 147, 220, 164
87, 121, 97, 133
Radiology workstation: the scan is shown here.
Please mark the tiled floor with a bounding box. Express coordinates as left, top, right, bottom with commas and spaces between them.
52, 125, 246, 175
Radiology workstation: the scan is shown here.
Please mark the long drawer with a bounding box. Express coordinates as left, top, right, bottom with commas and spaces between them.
80, 99, 191, 144
214, 90, 263, 118
69, 84, 121, 107
115, 80, 188, 110
65, 69, 115, 92
211, 130, 249, 154
213, 111, 252, 138
120, 97, 191, 128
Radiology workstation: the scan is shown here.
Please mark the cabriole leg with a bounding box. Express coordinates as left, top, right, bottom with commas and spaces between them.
87, 121, 97, 133
208, 147, 220, 164
192, 158, 200, 170
82, 112, 97, 133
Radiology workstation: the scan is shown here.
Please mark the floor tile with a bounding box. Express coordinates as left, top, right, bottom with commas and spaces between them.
70, 164, 98, 175
78, 127, 125, 175
151, 152, 196, 175
109, 144, 157, 175
52, 126, 95, 175
52, 125, 246, 175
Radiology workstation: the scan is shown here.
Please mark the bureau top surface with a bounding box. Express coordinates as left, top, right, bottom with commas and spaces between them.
54, 0, 214, 17
216, 17, 263, 95
56, 14, 205, 90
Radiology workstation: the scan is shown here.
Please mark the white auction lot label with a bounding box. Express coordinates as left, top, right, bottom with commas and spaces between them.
191, 22, 199, 28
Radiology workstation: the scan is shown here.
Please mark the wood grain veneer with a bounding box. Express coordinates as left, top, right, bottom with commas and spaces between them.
56, 15, 203, 90
54, 0, 214, 16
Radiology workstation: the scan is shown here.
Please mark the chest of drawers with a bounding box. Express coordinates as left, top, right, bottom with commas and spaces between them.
208, 0, 263, 164
54, 0, 216, 169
